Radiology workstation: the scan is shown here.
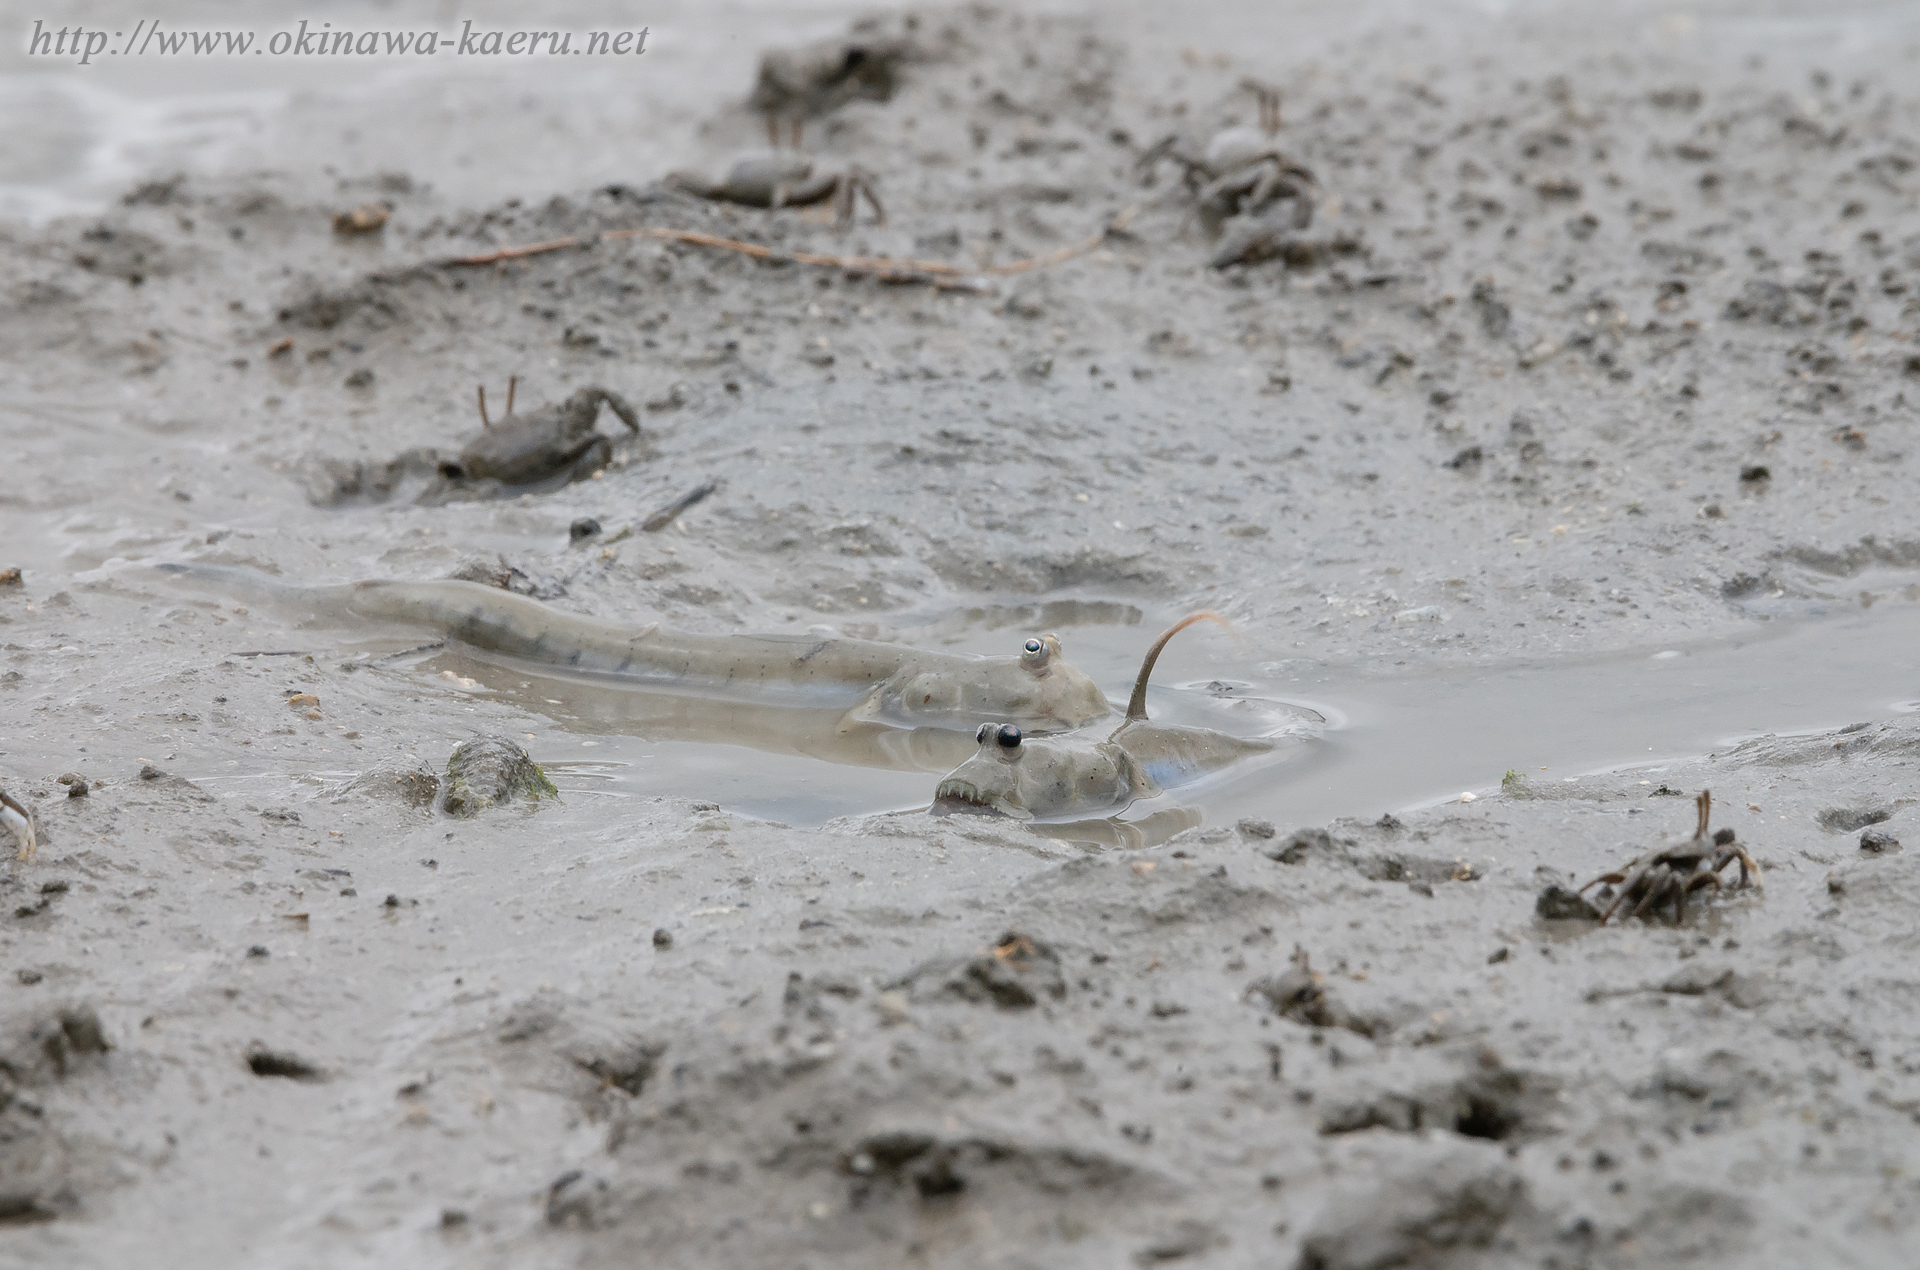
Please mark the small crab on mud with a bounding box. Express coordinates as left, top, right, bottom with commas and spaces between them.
1137, 79, 1321, 234
1577, 790, 1761, 924
667, 154, 885, 228
436, 378, 642, 488
2, 789, 35, 862
748, 34, 910, 147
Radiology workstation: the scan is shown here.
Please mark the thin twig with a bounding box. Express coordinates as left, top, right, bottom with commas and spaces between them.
981, 205, 1139, 276
439, 206, 1139, 290
604, 226, 983, 288
642, 479, 721, 532
446, 236, 584, 266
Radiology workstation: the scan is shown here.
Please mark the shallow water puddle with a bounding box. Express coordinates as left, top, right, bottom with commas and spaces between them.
379, 594, 1920, 843
1231, 598, 1920, 830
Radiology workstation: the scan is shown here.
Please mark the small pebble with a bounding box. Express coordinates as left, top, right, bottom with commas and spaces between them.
57, 773, 88, 797
247, 945, 270, 959
0, 567, 20, 587
332, 203, 390, 234
652, 928, 673, 950
570, 517, 602, 543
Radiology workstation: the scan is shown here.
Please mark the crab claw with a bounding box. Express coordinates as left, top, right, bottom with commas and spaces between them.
1, 790, 36, 862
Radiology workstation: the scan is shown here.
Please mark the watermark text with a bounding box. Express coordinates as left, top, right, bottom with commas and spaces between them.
27, 19, 649, 66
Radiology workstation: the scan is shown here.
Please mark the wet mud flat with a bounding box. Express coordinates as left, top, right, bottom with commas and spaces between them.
3, 1, 1920, 1266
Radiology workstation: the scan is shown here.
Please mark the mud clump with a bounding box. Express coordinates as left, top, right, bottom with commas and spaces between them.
1320, 1048, 1561, 1143
244, 1044, 324, 1081
0, 1005, 117, 1223
1261, 826, 1332, 863
443, 736, 558, 817
1294, 1150, 1526, 1270
840, 1128, 1150, 1209
1250, 946, 1381, 1037
1860, 828, 1902, 854
493, 990, 665, 1109
545, 1169, 616, 1229
1536, 884, 1602, 921
894, 931, 1065, 1008
22, 1007, 112, 1078
336, 757, 440, 809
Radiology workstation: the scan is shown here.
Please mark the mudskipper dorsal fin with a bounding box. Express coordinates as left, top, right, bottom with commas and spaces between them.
1125, 612, 1231, 722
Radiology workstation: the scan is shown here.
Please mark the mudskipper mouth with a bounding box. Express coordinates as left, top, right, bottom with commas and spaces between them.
932, 778, 1025, 819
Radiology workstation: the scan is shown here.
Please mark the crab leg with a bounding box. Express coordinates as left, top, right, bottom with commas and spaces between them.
1722, 844, 1762, 891
1, 791, 34, 863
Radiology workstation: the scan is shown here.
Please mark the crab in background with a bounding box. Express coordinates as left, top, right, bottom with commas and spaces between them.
748, 33, 910, 147
1138, 78, 1321, 233
437, 379, 642, 487
667, 154, 886, 228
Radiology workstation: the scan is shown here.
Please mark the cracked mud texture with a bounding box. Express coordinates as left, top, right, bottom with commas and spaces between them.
2, 1, 1920, 1266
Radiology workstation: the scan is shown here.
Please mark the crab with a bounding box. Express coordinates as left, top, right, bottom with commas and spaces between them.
748, 34, 907, 148
1137, 79, 1321, 233
666, 154, 885, 228
1576, 790, 1761, 924
2, 789, 35, 862
436, 379, 642, 488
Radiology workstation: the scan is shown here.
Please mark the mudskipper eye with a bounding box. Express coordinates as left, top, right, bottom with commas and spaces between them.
995, 724, 1022, 750
975, 722, 994, 744
1024, 638, 1042, 654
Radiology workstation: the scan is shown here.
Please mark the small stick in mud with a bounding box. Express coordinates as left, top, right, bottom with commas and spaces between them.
442, 206, 1138, 293
1, 790, 36, 863
445, 236, 586, 266
642, 480, 721, 533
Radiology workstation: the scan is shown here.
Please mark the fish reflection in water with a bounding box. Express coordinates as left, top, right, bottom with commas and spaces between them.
1018, 806, 1205, 851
